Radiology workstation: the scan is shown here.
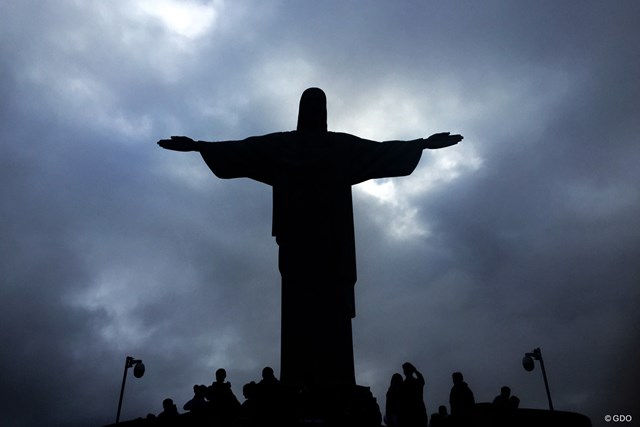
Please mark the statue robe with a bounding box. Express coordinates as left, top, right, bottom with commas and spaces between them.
200, 130, 423, 387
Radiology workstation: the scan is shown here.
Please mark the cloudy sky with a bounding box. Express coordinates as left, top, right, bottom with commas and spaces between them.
1, 1, 639, 426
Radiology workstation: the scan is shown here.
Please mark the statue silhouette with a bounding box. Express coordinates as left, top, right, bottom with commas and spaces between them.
158, 87, 462, 389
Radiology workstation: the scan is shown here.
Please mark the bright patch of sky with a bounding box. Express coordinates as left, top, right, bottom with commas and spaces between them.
135, 0, 220, 39
356, 148, 483, 240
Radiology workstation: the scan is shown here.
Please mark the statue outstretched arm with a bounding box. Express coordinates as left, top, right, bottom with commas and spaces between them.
157, 136, 207, 152
158, 133, 285, 185
421, 132, 463, 149
347, 131, 462, 184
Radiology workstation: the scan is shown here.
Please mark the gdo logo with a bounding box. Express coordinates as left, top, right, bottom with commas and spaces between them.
605, 414, 633, 422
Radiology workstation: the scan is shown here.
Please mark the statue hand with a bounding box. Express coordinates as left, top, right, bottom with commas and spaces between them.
422, 132, 463, 149
157, 136, 201, 152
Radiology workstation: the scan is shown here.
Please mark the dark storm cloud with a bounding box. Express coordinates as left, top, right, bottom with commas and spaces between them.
1, 1, 638, 426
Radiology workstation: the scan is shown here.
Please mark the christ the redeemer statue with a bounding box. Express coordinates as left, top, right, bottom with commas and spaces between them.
158, 87, 462, 389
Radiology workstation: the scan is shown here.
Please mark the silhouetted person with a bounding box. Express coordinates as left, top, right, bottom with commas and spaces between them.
243, 381, 259, 402
449, 372, 475, 424
184, 384, 208, 413
491, 386, 519, 426
157, 398, 179, 423
429, 405, 449, 427
158, 88, 463, 389
183, 383, 209, 425
401, 362, 428, 426
256, 366, 283, 424
384, 373, 404, 427
206, 368, 241, 424
259, 366, 279, 386
492, 386, 511, 410
508, 395, 520, 409
239, 381, 259, 426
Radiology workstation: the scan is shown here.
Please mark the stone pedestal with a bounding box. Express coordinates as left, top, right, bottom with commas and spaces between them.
287, 384, 382, 427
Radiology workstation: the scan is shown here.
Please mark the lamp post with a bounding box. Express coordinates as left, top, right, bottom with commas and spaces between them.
116, 356, 145, 424
522, 347, 553, 411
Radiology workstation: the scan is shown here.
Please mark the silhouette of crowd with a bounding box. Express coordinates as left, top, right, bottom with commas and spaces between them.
105, 362, 602, 427
175, 366, 285, 426
382, 365, 524, 427
128, 366, 282, 426
112, 363, 521, 427
124, 364, 381, 426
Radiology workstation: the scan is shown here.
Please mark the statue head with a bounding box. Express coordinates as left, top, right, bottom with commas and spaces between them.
297, 87, 327, 132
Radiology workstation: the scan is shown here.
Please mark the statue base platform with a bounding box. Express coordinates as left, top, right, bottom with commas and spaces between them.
283, 384, 382, 427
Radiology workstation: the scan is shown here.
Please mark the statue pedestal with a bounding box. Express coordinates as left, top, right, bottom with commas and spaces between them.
285, 384, 382, 427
